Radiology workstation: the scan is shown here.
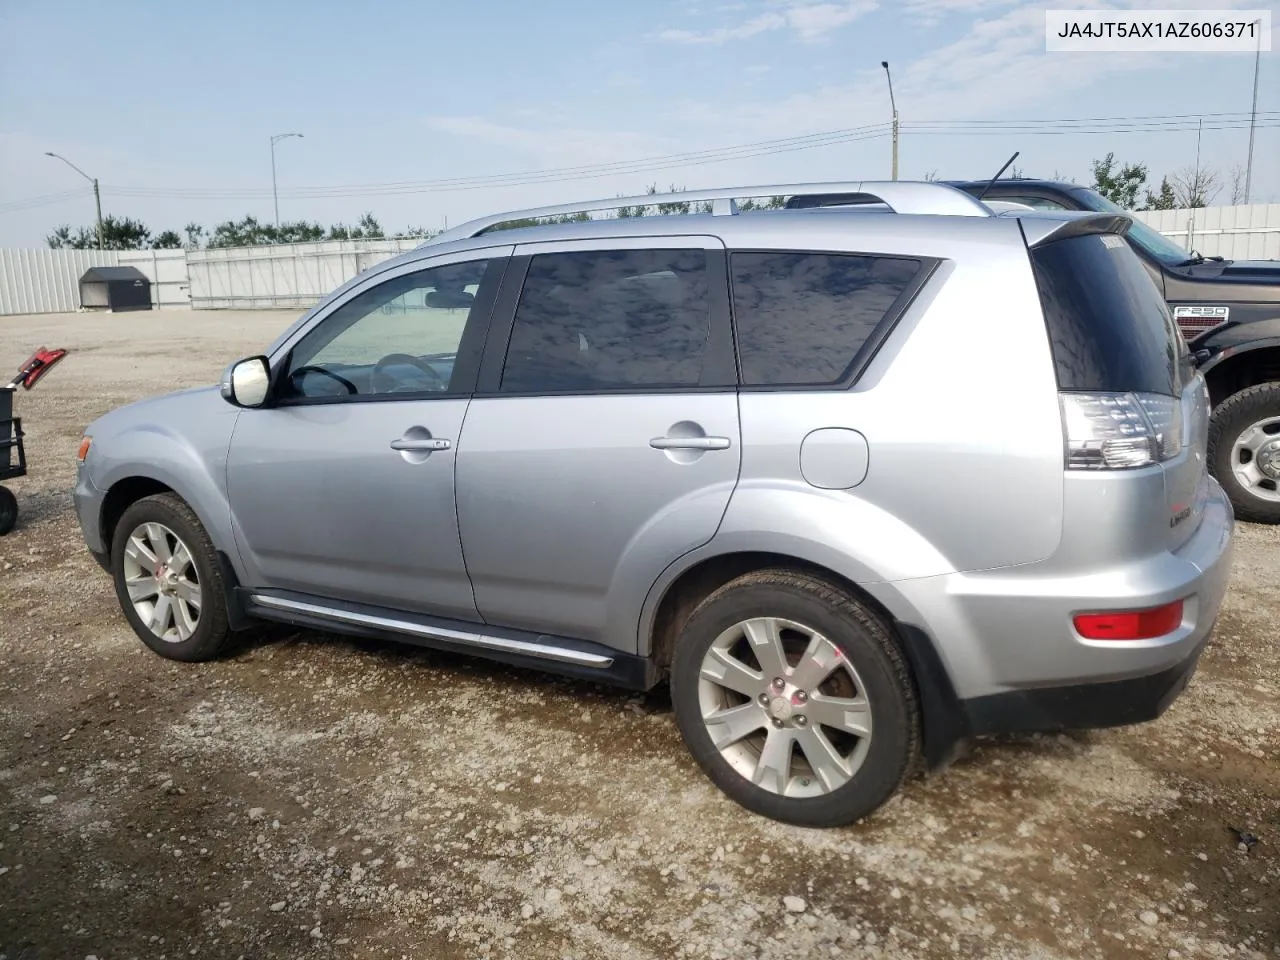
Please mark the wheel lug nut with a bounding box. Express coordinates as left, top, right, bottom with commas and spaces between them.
795, 690, 808, 703
771, 718, 783, 728
771, 677, 785, 690
796, 716, 808, 727
758, 693, 770, 706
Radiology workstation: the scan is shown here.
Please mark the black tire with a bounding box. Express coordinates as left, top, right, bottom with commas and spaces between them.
0, 485, 16, 536
110, 492, 234, 662
1207, 382, 1280, 525
670, 568, 920, 828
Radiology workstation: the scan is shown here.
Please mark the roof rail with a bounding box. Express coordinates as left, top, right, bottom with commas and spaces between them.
422, 180, 991, 245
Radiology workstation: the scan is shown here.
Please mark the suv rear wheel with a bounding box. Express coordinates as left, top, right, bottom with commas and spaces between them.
670, 569, 920, 827
1208, 382, 1280, 524
110, 492, 235, 662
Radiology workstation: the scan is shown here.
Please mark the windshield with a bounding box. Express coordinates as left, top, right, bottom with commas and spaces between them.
1068, 188, 1195, 266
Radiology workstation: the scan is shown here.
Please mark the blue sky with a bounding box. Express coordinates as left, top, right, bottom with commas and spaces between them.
0, 0, 1275, 246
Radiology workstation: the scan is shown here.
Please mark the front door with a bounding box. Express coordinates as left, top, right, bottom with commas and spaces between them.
226, 248, 511, 619
454, 238, 741, 647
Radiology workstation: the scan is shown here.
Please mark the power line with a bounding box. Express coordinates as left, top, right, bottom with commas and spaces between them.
0, 187, 93, 214
105, 125, 895, 200
5, 111, 1277, 209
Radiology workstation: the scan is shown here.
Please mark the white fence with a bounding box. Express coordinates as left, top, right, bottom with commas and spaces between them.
1131, 203, 1280, 261
186, 238, 419, 310
2, 201, 1277, 316
0, 247, 188, 315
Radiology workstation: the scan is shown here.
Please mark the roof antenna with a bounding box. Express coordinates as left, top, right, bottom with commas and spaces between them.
975, 151, 1019, 203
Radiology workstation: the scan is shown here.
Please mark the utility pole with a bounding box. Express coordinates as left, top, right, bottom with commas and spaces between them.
270, 133, 304, 226
881, 61, 899, 180
44, 151, 103, 249
1244, 17, 1261, 204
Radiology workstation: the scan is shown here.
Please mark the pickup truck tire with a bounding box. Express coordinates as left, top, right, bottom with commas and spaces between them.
1208, 382, 1280, 525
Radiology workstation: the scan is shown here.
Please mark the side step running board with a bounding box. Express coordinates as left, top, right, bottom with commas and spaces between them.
250, 594, 613, 667
239, 591, 658, 691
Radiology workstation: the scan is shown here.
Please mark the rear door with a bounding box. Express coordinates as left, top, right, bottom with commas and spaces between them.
453, 237, 740, 646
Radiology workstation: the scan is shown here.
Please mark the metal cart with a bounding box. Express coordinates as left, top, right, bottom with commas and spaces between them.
0, 385, 25, 535
1, 347, 67, 536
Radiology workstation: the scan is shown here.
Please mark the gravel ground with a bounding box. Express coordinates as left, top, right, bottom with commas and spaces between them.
1, 309, 1277, 960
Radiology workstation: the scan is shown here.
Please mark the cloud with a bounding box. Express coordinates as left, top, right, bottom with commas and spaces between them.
657, 0, 878, 44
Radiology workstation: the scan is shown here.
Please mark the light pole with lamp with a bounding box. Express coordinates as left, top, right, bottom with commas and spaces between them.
44, 151, 104, 249
270, 133, 304, 226
881, 61, 899, 180
1244, 17, 1261, 204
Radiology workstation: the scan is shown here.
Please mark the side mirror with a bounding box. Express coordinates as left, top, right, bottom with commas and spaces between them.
220, 356, 271, 408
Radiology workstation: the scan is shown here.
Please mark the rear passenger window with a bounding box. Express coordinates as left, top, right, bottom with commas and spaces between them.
501, 249, 710, 392
730, 252, 922, 386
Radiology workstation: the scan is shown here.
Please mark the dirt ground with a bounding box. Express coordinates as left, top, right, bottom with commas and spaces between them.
1, 309, 1276, 960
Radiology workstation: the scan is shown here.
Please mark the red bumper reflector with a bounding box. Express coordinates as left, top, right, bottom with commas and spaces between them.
1074, 600, 1184, 640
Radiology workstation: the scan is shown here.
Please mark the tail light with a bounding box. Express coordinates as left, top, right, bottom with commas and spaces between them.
1074, 599, 1184, 640
1059, 392, 1183, 470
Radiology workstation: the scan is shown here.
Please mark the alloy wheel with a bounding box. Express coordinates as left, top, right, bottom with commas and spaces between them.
696, 617, 873, 798
120, 521, 203, 643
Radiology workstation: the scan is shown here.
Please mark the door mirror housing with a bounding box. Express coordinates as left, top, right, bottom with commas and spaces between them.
221, 356, 272, 408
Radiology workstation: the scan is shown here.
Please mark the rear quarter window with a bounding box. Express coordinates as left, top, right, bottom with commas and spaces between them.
729, 252, 926, 387
1031, 233, 1193, 396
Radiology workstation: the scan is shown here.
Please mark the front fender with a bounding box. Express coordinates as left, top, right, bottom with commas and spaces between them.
633, 481, 954, 656
85, 388, 242, 574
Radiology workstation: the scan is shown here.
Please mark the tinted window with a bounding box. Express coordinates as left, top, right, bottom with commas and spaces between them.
501, 249, 709, 392
730, 252, 921, 386
1031, 233, 1192, 396
283, 258, 498, 399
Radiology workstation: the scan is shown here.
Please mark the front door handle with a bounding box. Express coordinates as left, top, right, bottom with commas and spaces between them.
390, 437, 452, 452
649, 436, 731, 451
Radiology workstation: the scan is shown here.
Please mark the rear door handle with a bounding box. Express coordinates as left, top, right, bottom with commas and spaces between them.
649, 436, 731, 451
390, 437, 452, 451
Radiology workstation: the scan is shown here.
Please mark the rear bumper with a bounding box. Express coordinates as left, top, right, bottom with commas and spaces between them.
959, 635, 1207, 736
892, 477, 1235, 768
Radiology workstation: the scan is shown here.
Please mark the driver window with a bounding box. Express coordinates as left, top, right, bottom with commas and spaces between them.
282, 257, 495, 399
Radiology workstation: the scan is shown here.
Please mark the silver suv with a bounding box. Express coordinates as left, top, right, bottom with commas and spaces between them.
73, 181, 1235, 827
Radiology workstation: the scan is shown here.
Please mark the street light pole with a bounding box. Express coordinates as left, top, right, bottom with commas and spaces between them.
1244, 17, 1261, 204
270, 133, 304, 226
881, 61, 899, 180
44, 151, 103, 249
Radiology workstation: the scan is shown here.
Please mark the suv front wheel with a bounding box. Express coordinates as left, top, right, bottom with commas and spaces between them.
1208, 382, 1280, 524
670, 569, 920, 827
110, 492, 236, 662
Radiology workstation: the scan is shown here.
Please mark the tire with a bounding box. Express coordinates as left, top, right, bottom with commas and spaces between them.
109, 492, 234, 662
0, 485, 15, 536
0, 483, 15, 537
1207, 382, 1280, 525
670, 568, 920, 828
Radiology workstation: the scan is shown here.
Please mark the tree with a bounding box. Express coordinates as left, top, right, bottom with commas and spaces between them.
1169, 166, 1220, 208
1228, 165, 1247, 205
152, 230, 182, 249
327, 211, 386, 241
183, 222, 206, 250
1141, 176, 1177, 210
47, 215, 154, 250
46, 224, 93, 249
1090, 152, 1148, 209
